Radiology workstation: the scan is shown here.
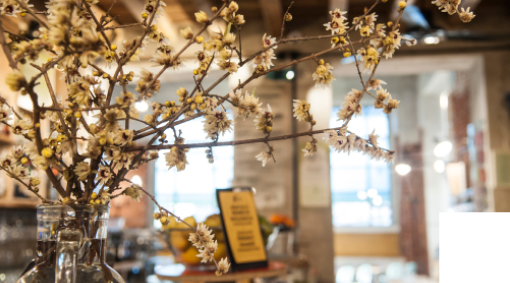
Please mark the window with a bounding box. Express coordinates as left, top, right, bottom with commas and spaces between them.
154, 115, 234, 226
330, 106, 392, 227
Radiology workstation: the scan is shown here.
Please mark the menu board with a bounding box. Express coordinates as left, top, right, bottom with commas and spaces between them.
217, 188, 268, 271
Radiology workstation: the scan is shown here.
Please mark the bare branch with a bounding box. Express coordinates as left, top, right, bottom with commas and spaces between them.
0, 18, 18, 70
127, 126, 393, 153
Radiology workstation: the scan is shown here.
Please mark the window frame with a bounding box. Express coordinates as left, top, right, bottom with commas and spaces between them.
329, 105, 400, 233
152, 115, 235, 227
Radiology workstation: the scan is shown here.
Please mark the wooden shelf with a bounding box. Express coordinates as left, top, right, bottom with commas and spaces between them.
155, 261, 287, 282
0, 135, 14, 145
0, 199, 40, 209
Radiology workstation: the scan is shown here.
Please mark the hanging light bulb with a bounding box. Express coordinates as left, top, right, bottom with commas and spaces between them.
440, 92, 449, 109
131, 175, 142, 186
434, 160, 445, 173
395, 163, 412, 176
286, 70, 295, 80
135, 101, 149, 112
434, 141, 452, 157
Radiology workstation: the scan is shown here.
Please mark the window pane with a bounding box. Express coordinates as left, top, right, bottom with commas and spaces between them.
330, 106, 392, 227
331, 169, 367, 192
154, 115, 234, 226
369, 167, 391, 191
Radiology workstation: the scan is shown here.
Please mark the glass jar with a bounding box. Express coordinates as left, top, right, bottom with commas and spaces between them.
17, 204, 124, 283
16, 204, 60, 283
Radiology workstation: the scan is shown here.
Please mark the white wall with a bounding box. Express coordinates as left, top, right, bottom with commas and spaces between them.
417, 71, 456, 278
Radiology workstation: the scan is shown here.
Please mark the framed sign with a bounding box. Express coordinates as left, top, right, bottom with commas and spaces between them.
216, 187, 268, 271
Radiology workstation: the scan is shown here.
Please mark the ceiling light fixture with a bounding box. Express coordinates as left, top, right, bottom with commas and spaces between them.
135, 101, 149, 112
434, 160, 445, 173
434, 141, 452, 157
424, 36, 440, 45
395, 163, 412, 176
131, 175, 142, 186
440, 93, 449, 109
286, 70, 295, 80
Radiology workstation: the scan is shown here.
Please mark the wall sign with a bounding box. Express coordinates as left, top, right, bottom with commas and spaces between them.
216, 188, 268, 271
299, 143, 331, 207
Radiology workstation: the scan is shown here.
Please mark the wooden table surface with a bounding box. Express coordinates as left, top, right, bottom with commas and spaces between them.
155, 261, 287, 282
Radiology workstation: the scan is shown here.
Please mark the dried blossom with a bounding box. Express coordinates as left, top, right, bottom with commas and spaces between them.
367, 79, 387, 91
302, 139, 318, 157
459, 7, 475, 22
255, 150, 273, 167
357, 46, 380, 72
203, 111, 233, 140
324, 8, 348, 35
12, 120, 31, 135
337, 89, 363, 121
251, 34, 277, 69
293, 99, 313, 123
74, 162, 91, 181
116, 92, 136, 108
100, 191, 111, 204
10, 164, 31, 179
383, 95, 400, 114
369, 130, 379, 148
195, 11, 208, 23
94, 165, 111, 185
312, 62, 335, 87
216, 258, 230, 276
353, 12, 377, 37
381, 30, 402, 59
254, 105, 274, 134
6, 70, 26, 91
189, 223, 214, 247
180, 26, 193, 39
165, 138, 188, 171
197, 240, 218, 263
124, 185, 143, 202
229, 90, 262, 118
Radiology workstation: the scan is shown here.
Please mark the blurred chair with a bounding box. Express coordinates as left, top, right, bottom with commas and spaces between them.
403, 261, 418, 276
356, 263, 373, 283
385, 262, 404, 280
336, 265, 355, 283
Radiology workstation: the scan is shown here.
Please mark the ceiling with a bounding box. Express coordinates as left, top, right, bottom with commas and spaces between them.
11, 0, 510, 54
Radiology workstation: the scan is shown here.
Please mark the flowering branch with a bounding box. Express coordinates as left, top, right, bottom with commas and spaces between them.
127, 125, 393, 153
0, 0, 475, 274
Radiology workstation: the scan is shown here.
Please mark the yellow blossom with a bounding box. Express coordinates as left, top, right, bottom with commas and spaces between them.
41, 148, 54, 158
6, 70, 26, 91
195, 11, 208, 23
180, 27, 193, 39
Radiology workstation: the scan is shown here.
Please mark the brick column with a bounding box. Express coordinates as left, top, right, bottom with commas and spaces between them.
399, 142, 430, 275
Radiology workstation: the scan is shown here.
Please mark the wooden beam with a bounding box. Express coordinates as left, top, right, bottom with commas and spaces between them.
120, 0, 177, 39
96, 0, 139, 25
95, 0, 176, 39
460, 0, 481, 10
174, 0, 212, 23
164, 0, 193, 23
173, 0, 225, 35
329, 0, 348, 12
259, 0, 283, 37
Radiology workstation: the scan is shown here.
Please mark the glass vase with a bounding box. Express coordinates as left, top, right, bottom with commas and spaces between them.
17, 204, 124, 283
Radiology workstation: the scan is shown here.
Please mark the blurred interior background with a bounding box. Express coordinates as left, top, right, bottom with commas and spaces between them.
1, 0, 510, 282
